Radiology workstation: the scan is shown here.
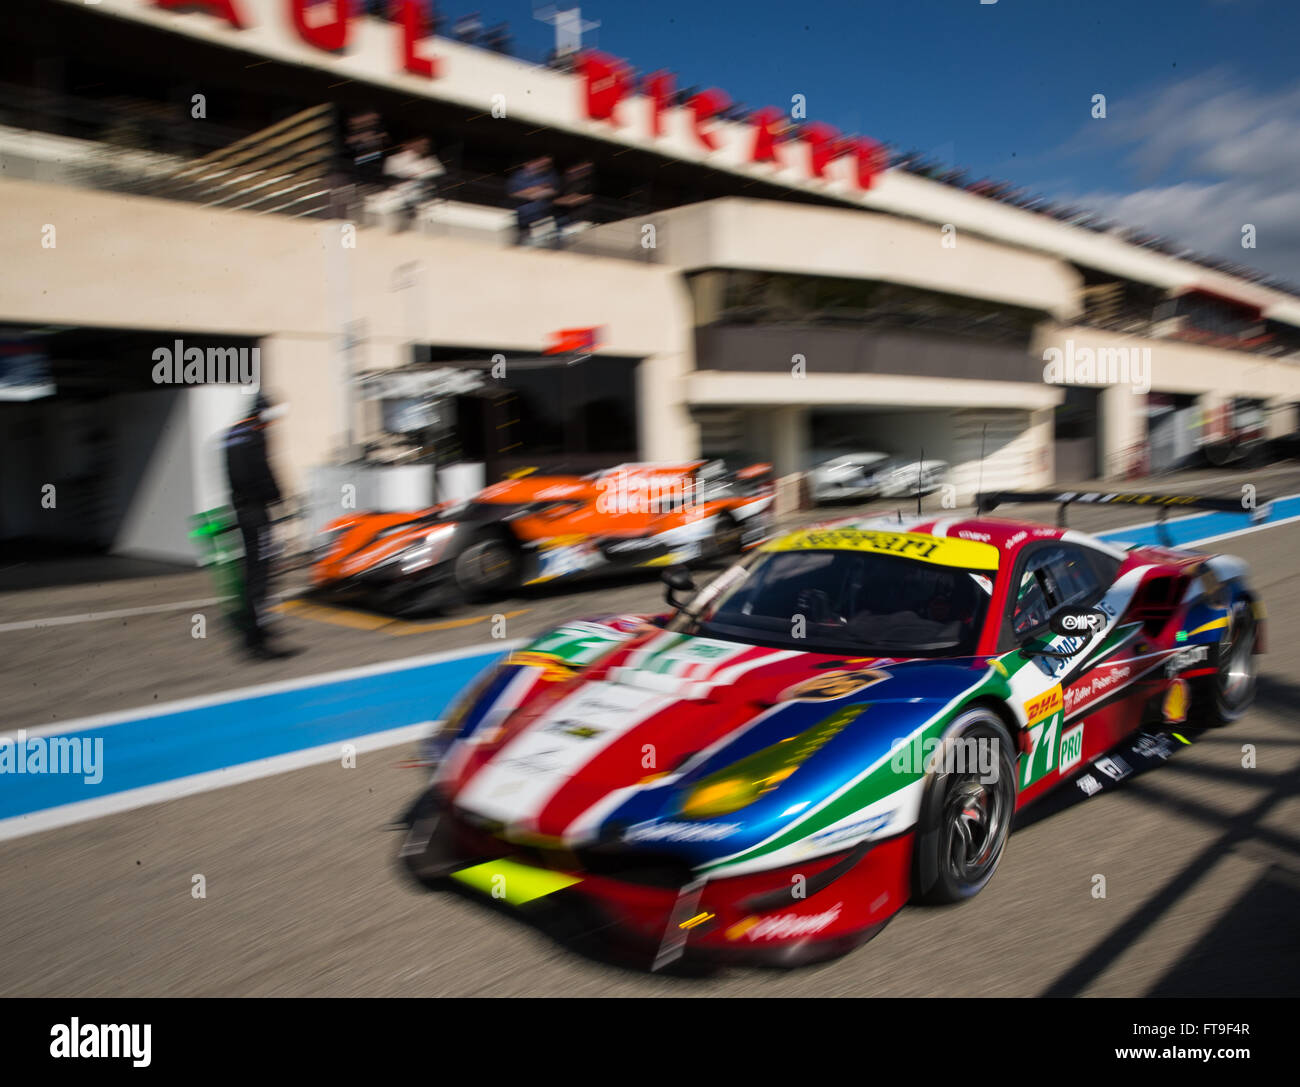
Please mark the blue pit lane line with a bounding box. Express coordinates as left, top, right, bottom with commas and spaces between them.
0, 645, 513, 825
1092, 493, 1300, 548
2, 495, 1297, 831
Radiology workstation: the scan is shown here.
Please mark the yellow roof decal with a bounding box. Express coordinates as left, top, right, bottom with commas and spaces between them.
761, 527, 1000, 570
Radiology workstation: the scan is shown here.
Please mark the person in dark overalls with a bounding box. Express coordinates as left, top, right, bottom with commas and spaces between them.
223, 394, 292, 660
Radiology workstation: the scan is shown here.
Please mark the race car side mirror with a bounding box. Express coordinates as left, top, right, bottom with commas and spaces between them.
1017, 636, 1080, 661
1048, 605, 1108, 638
663, 565, 696, 612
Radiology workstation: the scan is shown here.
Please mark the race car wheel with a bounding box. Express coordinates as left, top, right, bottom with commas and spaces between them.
913, 709, 1017, 905
454, 533, 520, 599
1193, 598, 1258, 726
709, 513, 743, 560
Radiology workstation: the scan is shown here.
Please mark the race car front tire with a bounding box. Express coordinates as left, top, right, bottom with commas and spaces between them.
708, 512, 743, 561
912, 709, 1017, 905
454, 532, 521, 600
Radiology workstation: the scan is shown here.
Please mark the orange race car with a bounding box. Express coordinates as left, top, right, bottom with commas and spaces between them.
309, 460, 775, 614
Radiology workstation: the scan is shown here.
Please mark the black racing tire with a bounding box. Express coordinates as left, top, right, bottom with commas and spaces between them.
1190, 598, 1258, 726
912, 708, 1018, 905
453, 531, 521, 600
709, 512, 744, 561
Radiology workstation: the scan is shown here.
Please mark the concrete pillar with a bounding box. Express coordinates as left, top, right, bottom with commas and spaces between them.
769, 405, 806, 477
258, 333, 347, 502
1028, 408, 1055, 486
1266, 399, 1298, 440
1099, 384, 1148, 479
1198, 390, 1229, 443
637, 350, 698, 461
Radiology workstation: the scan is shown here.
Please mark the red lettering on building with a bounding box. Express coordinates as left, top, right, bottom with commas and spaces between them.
802, 122, 842, 179
579, 51, 632, 123
836, 136, 885, 190
749, 106, 785, 166
643, 71, 675, 139
289, 0, 349, 53
398, 0, 438, 79
689, 88, 730, 151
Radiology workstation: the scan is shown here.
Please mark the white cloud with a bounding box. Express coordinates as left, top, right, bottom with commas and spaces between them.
1056, 72, 1300, 284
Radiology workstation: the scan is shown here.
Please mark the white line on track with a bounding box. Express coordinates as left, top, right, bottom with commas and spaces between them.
0, 597, 229, 633
0, 722, 437, 843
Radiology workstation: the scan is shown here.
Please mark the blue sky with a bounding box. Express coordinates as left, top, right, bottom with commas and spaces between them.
449, 0, 1300, 280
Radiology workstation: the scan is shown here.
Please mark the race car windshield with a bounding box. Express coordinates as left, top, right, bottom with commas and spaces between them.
678, 549, 993, 658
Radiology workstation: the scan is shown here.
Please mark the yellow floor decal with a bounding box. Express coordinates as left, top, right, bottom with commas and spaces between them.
275, 600, 529, 637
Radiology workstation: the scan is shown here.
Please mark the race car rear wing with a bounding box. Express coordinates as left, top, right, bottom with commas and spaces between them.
975, 489, 1271, 544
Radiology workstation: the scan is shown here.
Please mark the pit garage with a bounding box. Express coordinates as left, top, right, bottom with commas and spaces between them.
0, 326, 259, 570
695, 402, 1050, 507
806, 406, 1046, 503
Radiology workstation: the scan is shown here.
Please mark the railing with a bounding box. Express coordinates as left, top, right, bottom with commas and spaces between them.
703, 306, 1036, 347
160, 104, 335, 218
1072, 311, 1300, 360
0, 80, 658, 259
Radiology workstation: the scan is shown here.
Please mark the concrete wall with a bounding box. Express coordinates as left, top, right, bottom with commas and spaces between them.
639, 199, 1082, 321
686, 370, 1062, 413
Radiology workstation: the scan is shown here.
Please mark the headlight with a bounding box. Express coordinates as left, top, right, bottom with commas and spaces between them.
398, 524, 458, 572
678, 705, 864, 819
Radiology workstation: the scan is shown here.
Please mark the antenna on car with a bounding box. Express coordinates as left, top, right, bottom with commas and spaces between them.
975, 423, 988, 514
916, 448, 924, 518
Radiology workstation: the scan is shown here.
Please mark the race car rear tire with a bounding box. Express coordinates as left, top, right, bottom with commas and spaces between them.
1191, 598, 1258, 726
453, 532, 521, 600
913, 709, 1017, 905
709, 512, 743, 561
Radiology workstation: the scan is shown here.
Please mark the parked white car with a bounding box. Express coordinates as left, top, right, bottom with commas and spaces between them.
808, 450, 948, 504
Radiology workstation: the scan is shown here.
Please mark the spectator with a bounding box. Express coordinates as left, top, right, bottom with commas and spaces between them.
383, 136, 445, 231
345, 111, 389, 187
552, 161, 594, 246
507, 155, 558, 246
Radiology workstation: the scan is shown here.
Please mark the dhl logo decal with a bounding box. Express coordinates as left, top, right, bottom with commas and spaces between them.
1023, 686, 1063, 725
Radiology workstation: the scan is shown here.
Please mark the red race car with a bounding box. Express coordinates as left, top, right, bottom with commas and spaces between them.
399, 490, 1265, 968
